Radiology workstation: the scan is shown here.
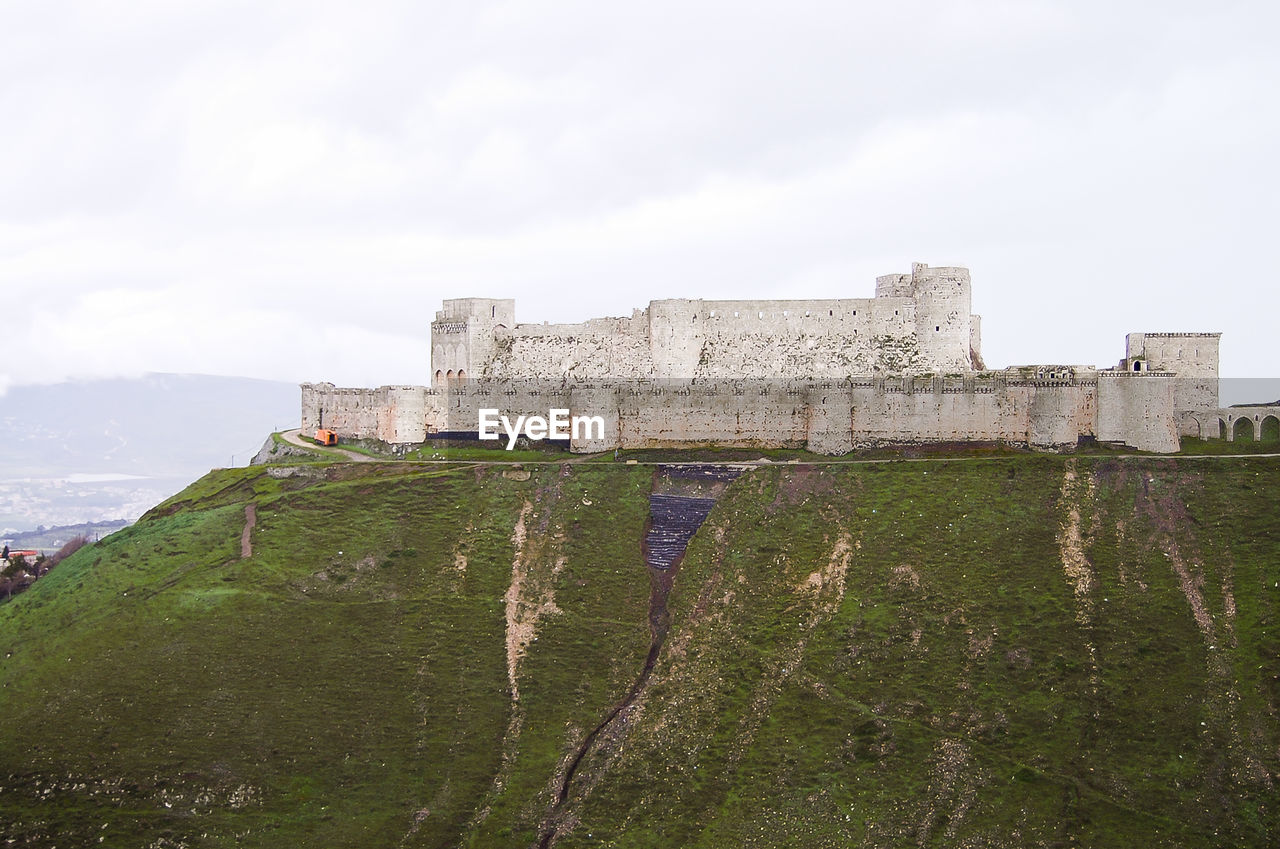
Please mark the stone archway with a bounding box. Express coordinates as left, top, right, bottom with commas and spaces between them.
1232, 417, 1256, 442
435, 369, 443, 387
1261, 415, 1280, 443
1218, 418, 1229, 439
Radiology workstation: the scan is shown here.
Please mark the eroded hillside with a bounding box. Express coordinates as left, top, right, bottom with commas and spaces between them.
1, 457, 1277, 847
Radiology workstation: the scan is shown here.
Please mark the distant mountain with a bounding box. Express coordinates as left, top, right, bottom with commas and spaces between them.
0, 374, 299, 530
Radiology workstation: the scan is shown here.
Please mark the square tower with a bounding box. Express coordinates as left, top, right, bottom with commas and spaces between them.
430, 299, 514, 386
1124, 332, 1221, 410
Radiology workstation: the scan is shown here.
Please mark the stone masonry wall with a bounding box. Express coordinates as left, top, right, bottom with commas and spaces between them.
429, 263, 980, 385
301, 383, 435, 444
308, 263, 1215, 457
1125, 333, 1221, 412
1096, 372, 1179, 453
302, 372, 1122, 454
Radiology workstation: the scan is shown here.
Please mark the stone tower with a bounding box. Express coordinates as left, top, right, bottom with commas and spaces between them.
876, 263, 976, 373
430, 298, 515, 386
908, 263, 974, 373
1123, 332, 1221, 410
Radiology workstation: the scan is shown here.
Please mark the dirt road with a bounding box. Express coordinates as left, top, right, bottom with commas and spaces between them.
278, 429, 378, 463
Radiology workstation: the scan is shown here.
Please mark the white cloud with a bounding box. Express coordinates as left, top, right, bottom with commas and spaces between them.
2, 0, 1278, 391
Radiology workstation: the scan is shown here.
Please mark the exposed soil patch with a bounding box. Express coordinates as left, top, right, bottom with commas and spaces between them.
916, 738, 979, 845
1058, 462, 1096, 626
240, 504, 256, 559
505, 502, 564, 703
1132, 468, 1216, 642
769, 463, 834, 512
890, 563, 923, 591
1132, 466, 1274, 792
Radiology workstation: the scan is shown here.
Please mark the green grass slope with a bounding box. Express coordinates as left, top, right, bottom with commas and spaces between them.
1, 457, 1278, 847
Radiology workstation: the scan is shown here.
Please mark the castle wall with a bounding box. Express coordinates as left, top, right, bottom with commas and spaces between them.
1124, 332, 1220, 411
303, 371, 1126, 454
847, 375, 1095, 449
850, 382, 1009, 444
301, 383, 391, 439
466, 296, 948, 380
382, 386, 429, 443
489, 329, 657, 380
567, 386, 622, 452
675, 298, 924, 377
614, 382, 814, 450
302, 263, 1214, 458
1096, 373, 1180, 453
431, 263, 981, 382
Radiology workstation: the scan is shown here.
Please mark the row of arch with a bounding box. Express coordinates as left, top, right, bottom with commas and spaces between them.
1186, 413, 1280, 442
1221, 415, 1280, 442
434, 369, 467, 387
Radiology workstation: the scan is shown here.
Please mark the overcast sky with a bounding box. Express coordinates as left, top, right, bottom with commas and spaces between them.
3, 0, 1277, 394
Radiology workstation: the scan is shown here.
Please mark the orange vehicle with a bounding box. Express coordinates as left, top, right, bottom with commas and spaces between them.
315, 428, 338, 446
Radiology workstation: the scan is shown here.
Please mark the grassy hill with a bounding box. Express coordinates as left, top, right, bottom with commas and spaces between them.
1, 456, 1277, 847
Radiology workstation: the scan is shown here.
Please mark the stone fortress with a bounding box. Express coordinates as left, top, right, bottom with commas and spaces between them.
302, 262, 1269, 455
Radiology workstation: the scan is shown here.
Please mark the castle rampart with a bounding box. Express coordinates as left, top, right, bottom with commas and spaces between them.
305, 263, 1227, 455
430, 263, 980, 384
1123, 332, 1220, 412
301, 368, 1183, 455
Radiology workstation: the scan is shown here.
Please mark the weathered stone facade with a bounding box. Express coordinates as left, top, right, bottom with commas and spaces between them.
431, 263, 979, 383
302, 263, 1234, 455
1122, 332, 1221, 412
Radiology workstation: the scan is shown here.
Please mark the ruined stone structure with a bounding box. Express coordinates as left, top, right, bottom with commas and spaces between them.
301, 263, 1243, 455
430, 263, 981, 384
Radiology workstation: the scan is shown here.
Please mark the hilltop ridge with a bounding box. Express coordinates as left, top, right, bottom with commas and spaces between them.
1, 455, 1278, 847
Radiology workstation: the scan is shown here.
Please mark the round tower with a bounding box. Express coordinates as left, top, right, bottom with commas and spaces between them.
909, 263, 972, 373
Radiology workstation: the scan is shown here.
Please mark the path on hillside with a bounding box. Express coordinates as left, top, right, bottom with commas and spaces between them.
240, 504, 256, 558
278, 429, 378, 462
